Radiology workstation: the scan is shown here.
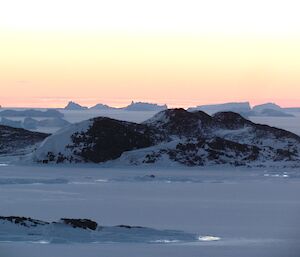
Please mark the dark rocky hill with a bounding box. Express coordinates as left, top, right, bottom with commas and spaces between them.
0, 125, 49, 155
33, 109, 300, 167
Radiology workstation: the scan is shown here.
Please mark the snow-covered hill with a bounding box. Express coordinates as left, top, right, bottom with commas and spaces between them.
0, 125, 49, 155
32, 109, 300, 167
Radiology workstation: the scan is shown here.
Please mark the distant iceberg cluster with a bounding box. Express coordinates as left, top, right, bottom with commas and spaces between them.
64, 100, 168, 112
188, 102, 294, 118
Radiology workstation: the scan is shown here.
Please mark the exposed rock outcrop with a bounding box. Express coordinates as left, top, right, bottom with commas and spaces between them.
33, 109, 300, 167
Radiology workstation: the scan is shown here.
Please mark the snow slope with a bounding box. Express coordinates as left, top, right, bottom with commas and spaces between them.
33, 120, 92, 163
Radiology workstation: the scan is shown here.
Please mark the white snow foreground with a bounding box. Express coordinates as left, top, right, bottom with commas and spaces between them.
0, 165, 299, 257
0, 216, 200, 244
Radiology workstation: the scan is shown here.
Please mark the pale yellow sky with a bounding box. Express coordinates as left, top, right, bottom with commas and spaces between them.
0, 0, 300, 107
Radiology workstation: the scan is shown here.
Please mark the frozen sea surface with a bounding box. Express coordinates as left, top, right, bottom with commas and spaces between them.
0, 164, 299, 256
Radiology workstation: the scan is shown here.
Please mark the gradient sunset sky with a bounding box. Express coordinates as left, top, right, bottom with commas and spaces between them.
1, 0, 300, 108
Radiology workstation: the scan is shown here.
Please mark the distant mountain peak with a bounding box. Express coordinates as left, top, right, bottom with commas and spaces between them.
64, 101, 88, 110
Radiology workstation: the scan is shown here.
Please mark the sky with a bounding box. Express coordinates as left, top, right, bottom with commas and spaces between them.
0, 0, 300, 108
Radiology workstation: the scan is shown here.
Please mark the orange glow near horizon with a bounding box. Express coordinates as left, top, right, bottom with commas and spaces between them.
1, 0, 300, 108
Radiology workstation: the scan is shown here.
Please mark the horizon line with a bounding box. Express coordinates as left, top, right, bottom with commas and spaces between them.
1, 99, 300, 109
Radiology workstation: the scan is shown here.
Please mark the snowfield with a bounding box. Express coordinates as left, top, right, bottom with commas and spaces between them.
0, 164, 299, 257
1, 109, 300, 256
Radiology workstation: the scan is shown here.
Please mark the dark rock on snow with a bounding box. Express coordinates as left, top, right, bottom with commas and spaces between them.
0, 125, 49, 154
34, 109, 300, 167
60, 218, 98, 230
